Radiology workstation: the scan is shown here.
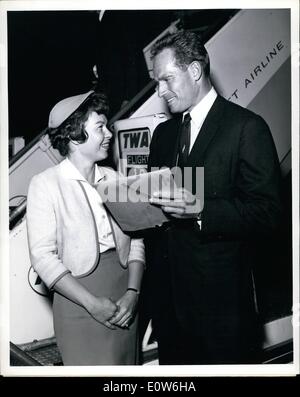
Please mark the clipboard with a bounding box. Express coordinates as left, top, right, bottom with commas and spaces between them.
96, 168, 179, 232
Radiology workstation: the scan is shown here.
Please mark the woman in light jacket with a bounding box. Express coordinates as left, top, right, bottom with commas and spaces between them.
26, 90, 145, 365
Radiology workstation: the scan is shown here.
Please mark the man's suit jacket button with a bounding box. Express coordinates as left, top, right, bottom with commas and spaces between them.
213, 191, 217, 196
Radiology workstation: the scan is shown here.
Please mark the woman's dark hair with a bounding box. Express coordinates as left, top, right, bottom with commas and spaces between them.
151, 31, 210, 76
47, 91, 109, 157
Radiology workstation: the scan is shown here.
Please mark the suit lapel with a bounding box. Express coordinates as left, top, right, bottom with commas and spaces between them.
188, 96, 225, 166
171, 117, 183, 167
160, 115, 182, 168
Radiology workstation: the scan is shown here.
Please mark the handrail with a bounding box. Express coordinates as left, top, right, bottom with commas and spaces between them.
9, 128, 48, 168
108, 79, 156, 128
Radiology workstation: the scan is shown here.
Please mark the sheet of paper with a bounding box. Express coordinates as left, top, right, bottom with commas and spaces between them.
96, 168, 179, 232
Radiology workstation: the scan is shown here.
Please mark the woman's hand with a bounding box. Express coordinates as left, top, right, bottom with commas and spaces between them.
86, 296, 119, 330
108, 290, 139, 328
52, 273, 119, 330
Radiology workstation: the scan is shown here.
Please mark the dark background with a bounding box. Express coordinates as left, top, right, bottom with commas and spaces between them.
8, 9, 238, 143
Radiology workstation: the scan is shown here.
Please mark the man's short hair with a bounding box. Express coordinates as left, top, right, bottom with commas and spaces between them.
151, 31, 210, 76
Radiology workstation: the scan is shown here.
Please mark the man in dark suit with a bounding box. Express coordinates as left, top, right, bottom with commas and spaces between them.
144, 31, 281, 364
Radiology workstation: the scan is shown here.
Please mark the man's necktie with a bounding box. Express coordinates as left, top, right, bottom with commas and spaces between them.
178, 112, 191, 167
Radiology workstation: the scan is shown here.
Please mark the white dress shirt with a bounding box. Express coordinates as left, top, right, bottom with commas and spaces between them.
62, 158, 115, 253
183, 86, 218, 154
182, 87, 217, 229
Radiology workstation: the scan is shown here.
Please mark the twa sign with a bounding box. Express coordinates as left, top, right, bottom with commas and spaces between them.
114, 114, 168, 175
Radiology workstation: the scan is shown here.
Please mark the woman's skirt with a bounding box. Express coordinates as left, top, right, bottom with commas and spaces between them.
53, 249, 138, 365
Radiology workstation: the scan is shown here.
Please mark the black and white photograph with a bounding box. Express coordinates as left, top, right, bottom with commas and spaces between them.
0, 0, 299, 380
